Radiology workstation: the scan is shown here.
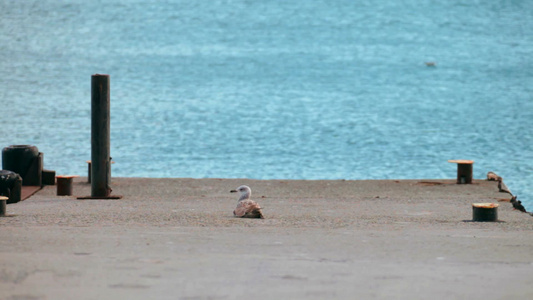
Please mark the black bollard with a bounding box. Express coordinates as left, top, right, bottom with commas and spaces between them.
0, 170, 22, 204
472, 203, 499, 222
2, 145, 42, 186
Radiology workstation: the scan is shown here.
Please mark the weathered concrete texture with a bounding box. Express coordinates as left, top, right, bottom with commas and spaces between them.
1, 178, 532, 300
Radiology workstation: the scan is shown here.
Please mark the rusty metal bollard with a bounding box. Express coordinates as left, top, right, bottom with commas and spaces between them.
0, 196, 7, 216
472, 203, 499, 222
448, 160, 474, 184
56, 175, 79, 196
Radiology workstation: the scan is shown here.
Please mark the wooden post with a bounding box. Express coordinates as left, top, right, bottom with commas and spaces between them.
91, 74, 111, 198
78, 76, 121, 200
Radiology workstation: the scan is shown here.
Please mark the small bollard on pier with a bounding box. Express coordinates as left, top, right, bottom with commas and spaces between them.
86, 160, 114, 183
86, 160, 91, 183
42, 169, 56, 185
448, 160, 474, 184
56, 175, 79, 196
0, 196, 7, 216
472, 203, 499, 222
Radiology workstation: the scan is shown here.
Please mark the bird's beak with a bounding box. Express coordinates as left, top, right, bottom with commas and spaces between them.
230, 189, 237, 193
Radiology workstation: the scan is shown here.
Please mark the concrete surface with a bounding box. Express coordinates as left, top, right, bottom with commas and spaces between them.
1, 178, 532, 300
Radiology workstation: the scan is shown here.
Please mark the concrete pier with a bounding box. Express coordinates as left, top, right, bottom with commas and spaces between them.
1, 178, 532, 300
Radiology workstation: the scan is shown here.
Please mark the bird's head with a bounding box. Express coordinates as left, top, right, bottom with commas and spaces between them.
230, 185, 252, 201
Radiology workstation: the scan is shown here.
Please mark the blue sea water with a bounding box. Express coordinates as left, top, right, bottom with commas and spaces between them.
1, 1, 532, 209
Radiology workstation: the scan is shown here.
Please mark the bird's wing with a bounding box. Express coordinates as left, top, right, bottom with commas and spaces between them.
234, 200, 262, 217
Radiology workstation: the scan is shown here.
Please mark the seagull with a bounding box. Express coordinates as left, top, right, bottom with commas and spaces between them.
510, 196, 527, 213
230, 185, 264, 219
486, 171, 499, 181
